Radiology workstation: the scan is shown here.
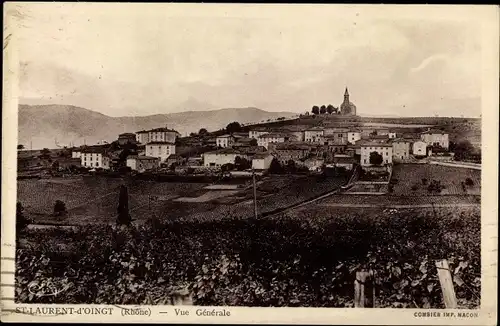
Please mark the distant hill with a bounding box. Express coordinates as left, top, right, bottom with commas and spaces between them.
18, 104, 295, 149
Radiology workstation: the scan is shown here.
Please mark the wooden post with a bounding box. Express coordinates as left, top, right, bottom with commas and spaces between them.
252, 169, 258, 219
435, 259, 458, 308
354, 270, 375, 308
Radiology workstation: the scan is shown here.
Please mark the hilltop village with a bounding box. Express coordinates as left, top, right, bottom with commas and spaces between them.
18, 88, 480, 182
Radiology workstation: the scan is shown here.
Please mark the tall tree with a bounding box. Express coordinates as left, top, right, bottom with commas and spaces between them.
326, 104, 334, 114
226, 121, 242, 134
369, 151, 384, 165
116, 185, 132, 226
17, 144, 24, 150
311, 106, 320, 115
249, 138, 258, 146
198, 128, 208, 135
320, 105, 327, 114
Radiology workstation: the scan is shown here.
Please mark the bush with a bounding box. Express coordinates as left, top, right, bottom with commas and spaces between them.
465, 178, 474, 186
53, 200, 67, 217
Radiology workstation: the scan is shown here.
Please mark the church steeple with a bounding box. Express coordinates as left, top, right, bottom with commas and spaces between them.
344, 87, 349, 103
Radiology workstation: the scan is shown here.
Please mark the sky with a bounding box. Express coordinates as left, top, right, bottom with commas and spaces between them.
9, 4, 486, 117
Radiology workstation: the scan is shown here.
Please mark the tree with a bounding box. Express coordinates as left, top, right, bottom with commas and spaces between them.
234, 156, 251, 171
286, 160, 296, 173
369, 151, 384, 165
465, 178, 474, 186
189, 132, 197, 137
320, 105, 327, 114
53, 200, 67, 217
326, 105, 334, 114
453, 140, 474, 161
221, 163, 234, 172
17, 144, 24, 150
226, 121, 242, 134
311, 106, 320, 115
16, 202, 30, 233
199, 128, 208, 135
249, 138, 258, 146
116, 185, 132, 226
269, 158, 284, 174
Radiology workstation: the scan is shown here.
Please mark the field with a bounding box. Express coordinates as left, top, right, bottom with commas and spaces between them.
16, 204, 480, 308
391, 164, 481, 196
17, 174, 348, 225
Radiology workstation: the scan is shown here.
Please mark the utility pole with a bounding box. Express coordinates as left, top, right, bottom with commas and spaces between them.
252, 168, 258, 219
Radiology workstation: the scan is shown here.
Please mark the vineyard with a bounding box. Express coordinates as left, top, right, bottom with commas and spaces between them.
391, 164, 481, 196
16, 205, 480, 308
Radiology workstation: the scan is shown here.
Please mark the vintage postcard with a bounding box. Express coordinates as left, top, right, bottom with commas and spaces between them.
2, 3, 498, 324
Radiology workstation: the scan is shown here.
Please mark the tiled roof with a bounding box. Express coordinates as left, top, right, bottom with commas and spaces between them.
146, 141, 175, 145
138, 127, 180, 134
258, 132, 295, 139
253, 152, 273, 159
128, 155, 159, 160
216, 134, 234, 138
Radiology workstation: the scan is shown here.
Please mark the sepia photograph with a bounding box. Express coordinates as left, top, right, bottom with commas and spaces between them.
2, 3, 498, 323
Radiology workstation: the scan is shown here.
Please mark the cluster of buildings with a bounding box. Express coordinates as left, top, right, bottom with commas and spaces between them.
67, 88, 450, 174
71, 127, 181, 172
202, 125, 449, 172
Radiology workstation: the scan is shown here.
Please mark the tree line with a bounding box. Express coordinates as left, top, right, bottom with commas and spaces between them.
311, 105, 340, 115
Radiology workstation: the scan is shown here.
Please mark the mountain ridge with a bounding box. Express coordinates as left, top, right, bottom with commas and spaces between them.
18, 104, 296, 149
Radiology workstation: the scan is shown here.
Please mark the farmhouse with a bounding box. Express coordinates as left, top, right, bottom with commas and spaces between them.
347, 130, 361, 144
203, 148, 249, 167
304, 127, 325, 143
118, 133, 137, 146
272, 142, 312, 165
145, 141, 176, 162
80, 147, 111, 169
135, 130, 150, 144
252, 152, 274, 170
412, 140, 428, 157
257, 132, 296, 149
391, 138, 412, 162
216, 135, 235, 148
248, 127, 270, 139
321, 131, 348, 145
126, 156, 160, 172
71, 149, 82, 159
333, 154, 357, 170
359, 140, 393, 166
420, 129, 449, 149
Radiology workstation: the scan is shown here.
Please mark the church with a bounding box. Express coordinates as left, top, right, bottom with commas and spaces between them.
340, 87, 357, 116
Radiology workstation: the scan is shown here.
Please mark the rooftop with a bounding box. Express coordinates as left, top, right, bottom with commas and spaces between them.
357, 139, 392, 147
146, 141, 176, 145
258, 132, 295, 139
253, 152, 273, 159
421, 129, 448, 134
137, 127, 180, 134
119, 133, 136, 137
128, 155, 160, 160
305, 126, 325, 131
216, 134, 234, 139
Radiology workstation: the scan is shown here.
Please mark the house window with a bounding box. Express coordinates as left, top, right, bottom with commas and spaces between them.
96, 162, 99, 167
